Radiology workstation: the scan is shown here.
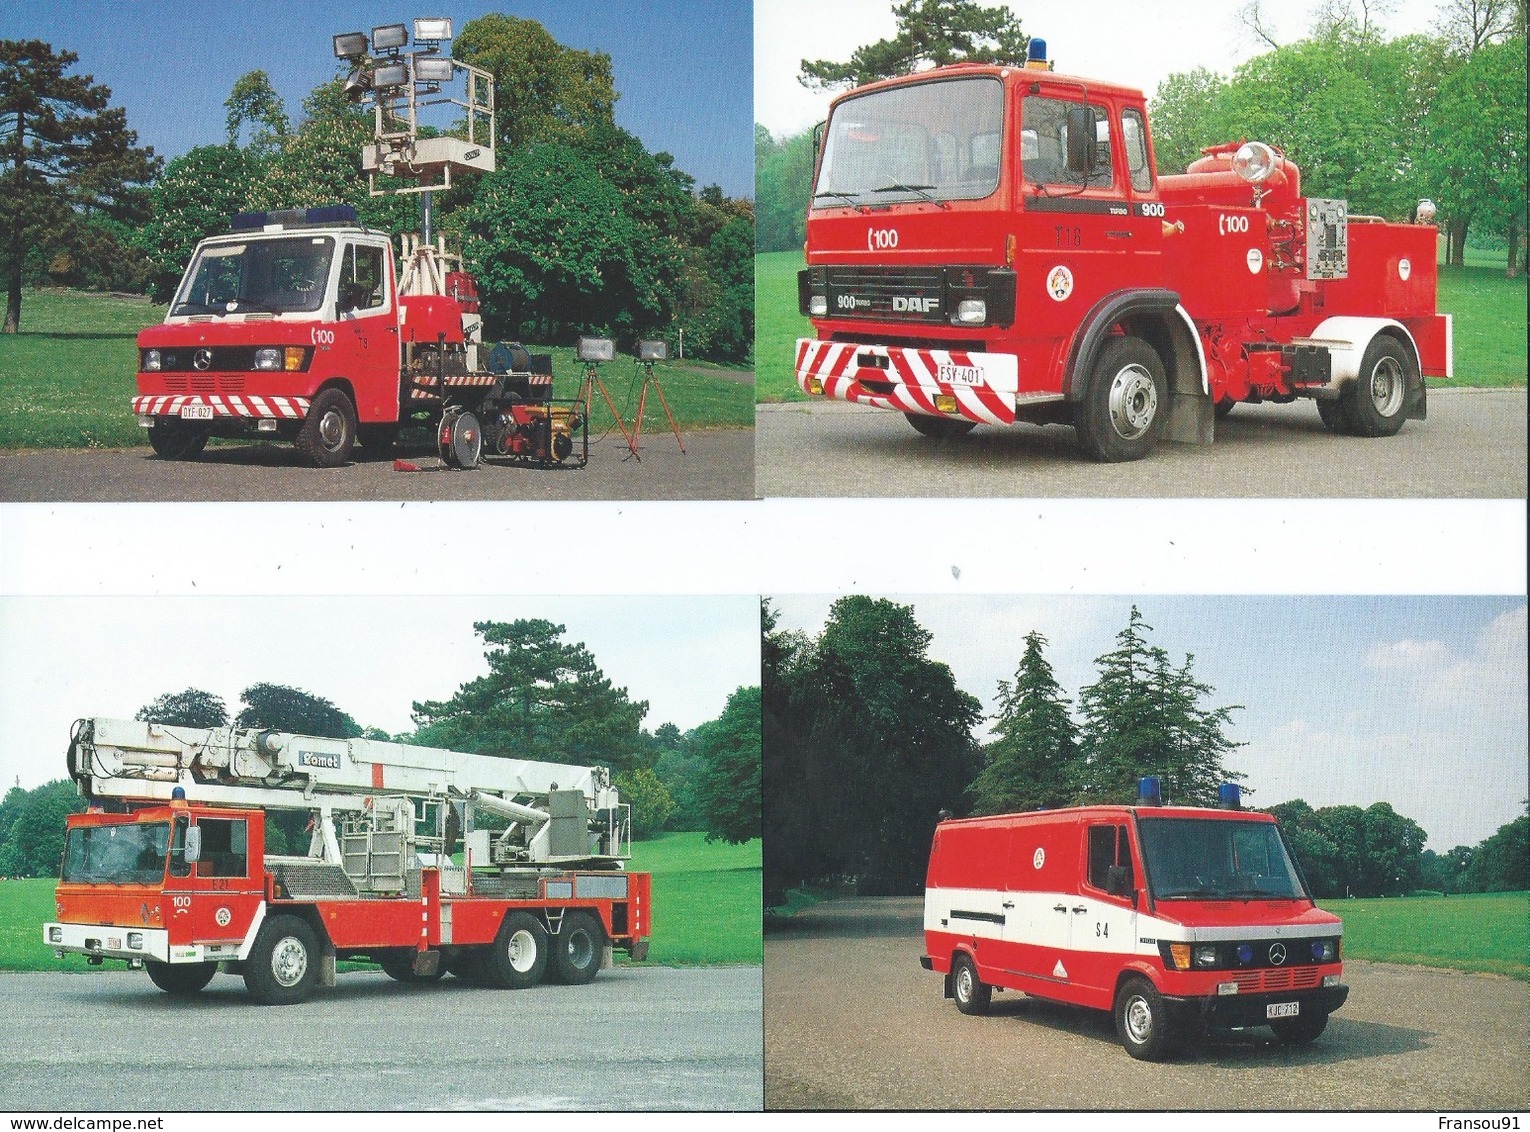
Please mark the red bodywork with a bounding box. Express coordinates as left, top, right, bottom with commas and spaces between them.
54, 803, 650, 970
798, 63, 1450, 426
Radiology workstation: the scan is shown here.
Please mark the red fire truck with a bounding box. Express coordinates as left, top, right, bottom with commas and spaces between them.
45, 718, 648, 1005
796, 40, 1451, 461
921, 781, 1347, 1059
132, 207, 586, 469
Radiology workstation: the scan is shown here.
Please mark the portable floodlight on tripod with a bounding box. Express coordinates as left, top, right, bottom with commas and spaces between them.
631, 339, 685, 457
575, 336, 638, 457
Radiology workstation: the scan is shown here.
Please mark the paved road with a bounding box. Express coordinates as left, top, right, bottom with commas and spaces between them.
764, 897, 1529, 1111
0, 428, 752, 502
756, 389, 1527, 498
0, 966, 762, 1111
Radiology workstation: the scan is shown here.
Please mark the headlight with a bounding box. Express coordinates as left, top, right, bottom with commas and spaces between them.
1311, 939, 1336, 963
253, 347, 281, 371
953, 299, 987, 325
48, 927, 63, 943
144, 350, 162, 372
127, 932, 143, 950
1232, 141, 1280, 184
1322, 974, 1341, 987
1192, 944, 1219, 968
809, 295, 828, 317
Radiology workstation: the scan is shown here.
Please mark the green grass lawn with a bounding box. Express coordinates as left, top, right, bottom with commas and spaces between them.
1319, 891, 1528, 979
0, 288, 752, 450
754, 248, 1526, 402
626, 831, 762, 966
0, 831, 759, 973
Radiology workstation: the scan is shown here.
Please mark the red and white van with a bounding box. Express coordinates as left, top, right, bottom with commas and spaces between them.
921, 783, 1347, 1059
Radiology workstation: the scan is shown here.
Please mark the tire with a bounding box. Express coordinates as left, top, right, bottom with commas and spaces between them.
243, 914, 321, 1005
1074, 336, 1169, 462
145, 960, 217, 996
438, 408, 483, 469
1114, 976, 1177, 1061
951, 953, 991, 1016
147, 419, 211, 460
1341, 336, 1414, 438
548, 911, 605, 986
1214, 397, 1237, 419
444, 949, 490, 985
905, 412, 976, 440
294, 388, 357, 467
1271, 1010, 1329, 1045
483, 911, 548, 989
1316, 397, 1352, 434
377, 949, 444, 984
357, 423, 399, 459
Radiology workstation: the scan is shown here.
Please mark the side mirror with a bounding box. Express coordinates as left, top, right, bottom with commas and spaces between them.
183, 826, 202, 864
1066, 105, 1098, 174
812, 120, 825, 155
1105, 864, 1133, 900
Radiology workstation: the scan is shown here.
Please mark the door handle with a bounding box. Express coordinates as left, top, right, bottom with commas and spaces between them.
1072, 905, 1088, 914
1002, 901, 1015, 909
1053, 904, 1067, 913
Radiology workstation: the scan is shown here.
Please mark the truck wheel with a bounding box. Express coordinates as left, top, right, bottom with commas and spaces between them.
905, 412, 976, 440
243, 914, 321, 1005
1214, 397, 1237, 419
438, 408, 483, 469
951, 954, 991, 1016
1316, 397, 1353, 434
294, 388, 357, 467
1342, 336, 1414, 438
1114, 976, 1177, 1061
147, 420, 211, 460
145, 960, 217, 995
548, 911, 605, 985
377, 949, 444, 984
1075, 336, 1168, 462
357, 423, 399, 459
1270, 1010, 1329, 1045
484, 911, 547, 989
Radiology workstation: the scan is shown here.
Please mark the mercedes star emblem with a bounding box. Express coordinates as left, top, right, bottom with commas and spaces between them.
193, 348, 213, 370
1269, 942, 1287, 966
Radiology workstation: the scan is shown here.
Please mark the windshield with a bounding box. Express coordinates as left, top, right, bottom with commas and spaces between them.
61, 821, 170, 885
172, 236, 336, 316
815, 76, 1003, 206
1138, 818, 1307, 901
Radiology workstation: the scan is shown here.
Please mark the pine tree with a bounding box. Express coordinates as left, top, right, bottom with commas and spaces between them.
969, 631, 1079, 814
1077, 606, 1244, 805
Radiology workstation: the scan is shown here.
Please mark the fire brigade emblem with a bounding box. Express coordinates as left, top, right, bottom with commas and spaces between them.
1398, 258, 1411, 281
1032, 847, 1045, 869
1046, 265, 1073, 302
1246, 248, 1264, 274
215, 907, 232, 928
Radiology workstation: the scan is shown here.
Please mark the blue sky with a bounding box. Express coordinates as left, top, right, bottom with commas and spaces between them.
769, 595, 1528, 851
1, 0, 753, 197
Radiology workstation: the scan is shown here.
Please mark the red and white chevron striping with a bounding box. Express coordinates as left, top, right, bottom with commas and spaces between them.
794, 339, 1019, 426
131, 395, 311, 419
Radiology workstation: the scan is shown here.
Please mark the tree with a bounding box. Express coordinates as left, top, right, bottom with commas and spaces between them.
762, 597, 982, 899
968, 631, 1080, 815
0, 780, 84, 877
1461, 813, 1529, 891
0, 40, 159, 332
1148, 68, 1228, 176
411, 619, 648, 772
224, 70, 289, 157
236, 682, 362, 739
613, 766, 676, 839
452, 14, 617, 151
1076, 607, 1244, 807
135, 145, 262, 302
799, 0, 1028, 90
690, 685, 762, 845
755, 124, 816, 253
1433, 0, 1525, 54
1268, 798, 1428, 897
135, 687, 230, 728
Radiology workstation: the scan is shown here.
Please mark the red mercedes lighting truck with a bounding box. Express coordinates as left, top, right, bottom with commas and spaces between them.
796, 38, 1451, 461
45, 718, 649, 1004
921, 779, 1346, 1059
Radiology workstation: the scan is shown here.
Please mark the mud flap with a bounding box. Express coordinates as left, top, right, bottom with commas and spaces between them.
319, 945, 337, 988
412, 949, 441, 977
1405, 376, 1428, 421
1164, 390, 1214, 445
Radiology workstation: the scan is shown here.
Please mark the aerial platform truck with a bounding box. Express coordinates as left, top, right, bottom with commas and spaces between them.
45, 717, 649, 1004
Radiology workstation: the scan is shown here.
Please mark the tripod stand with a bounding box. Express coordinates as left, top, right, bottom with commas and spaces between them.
632, 358, 685, 457
577, 361, 638, 457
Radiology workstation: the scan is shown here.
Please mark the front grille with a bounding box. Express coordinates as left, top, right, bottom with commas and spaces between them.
156, 374, 245, 394
1231, 966, 1320, 993
825, 266, 949, 323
